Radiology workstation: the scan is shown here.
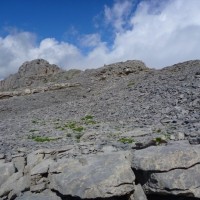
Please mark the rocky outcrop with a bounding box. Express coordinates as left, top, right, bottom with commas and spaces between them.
0, 82, 81, 99
0, 147, 137, 200
0, 59, 63, 91
49, 152, 135, 199
132, 141, 200, 198
1, 141, 200, 200
94, 60, 148, 80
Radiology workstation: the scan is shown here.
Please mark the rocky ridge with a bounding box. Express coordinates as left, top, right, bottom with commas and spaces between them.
0, 59, 200, 200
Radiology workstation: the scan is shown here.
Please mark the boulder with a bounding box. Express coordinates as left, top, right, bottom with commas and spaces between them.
0, 171, 30, 198
132, 142, 200, 197
133, 142, 200, 171
0, 162, 15, 186
49, 152, 135, 199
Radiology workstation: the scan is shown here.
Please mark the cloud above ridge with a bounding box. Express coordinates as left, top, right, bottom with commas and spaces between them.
1, 0, 200, 79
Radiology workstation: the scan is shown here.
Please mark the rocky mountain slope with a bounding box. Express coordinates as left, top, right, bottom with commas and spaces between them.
0, 59, 200, 200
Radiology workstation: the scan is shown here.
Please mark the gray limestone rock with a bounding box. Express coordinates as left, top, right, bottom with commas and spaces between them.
0, 171, 30, 198
131, 184, 148, 200
30, 158, 54, 176
0, 162, 15, 186
0, 154, 5, 159
132, 142, 200, 197
0, 59, 62, 91
49, 152, 135, 199
132, 142, 200, 171
12, 156, 26, 172
15, 190, 61, 200
30, 183, 46, 192
143, 164, 200, 197
27, 150, 45, 169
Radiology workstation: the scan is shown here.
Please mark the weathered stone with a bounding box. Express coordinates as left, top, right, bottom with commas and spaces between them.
0, 162, 15, 186
31, 158, 54, 175
175, 132, 185, 140
122, 128, 152, 138
27, 150, 45, 168
49, 152, 135, 199
0, 59, 62, 91
133, 142, 200, 197
17, 148, 27, 153
30, 183, 46, 192
132, 142, 200, 171
15, 190, 61, 200
12, 156, 26, 172
143, 164, 200, 197
0, 154, 5, 159
169, 134, 176, 140
0, 171, 30, 198
0, 159, 5, 164
131, 184, 148, 200
101, 145, 117, 153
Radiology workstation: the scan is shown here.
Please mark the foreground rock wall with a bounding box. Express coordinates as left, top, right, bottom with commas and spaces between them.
0, 141, 200, 200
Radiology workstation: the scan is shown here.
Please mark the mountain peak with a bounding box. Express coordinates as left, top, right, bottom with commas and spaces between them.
18, 59, 62, 78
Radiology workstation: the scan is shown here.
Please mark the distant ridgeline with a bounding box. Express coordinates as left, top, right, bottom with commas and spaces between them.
0, 59, 80, 92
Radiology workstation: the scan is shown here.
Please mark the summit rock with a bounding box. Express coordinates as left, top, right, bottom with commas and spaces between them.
0, 59, 63, 91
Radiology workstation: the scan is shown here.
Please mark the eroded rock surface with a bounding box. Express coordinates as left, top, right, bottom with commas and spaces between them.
132, 141, 200, 198
49, 152, 135, 199
0, 147, 137, 200
0, 59, 200, 200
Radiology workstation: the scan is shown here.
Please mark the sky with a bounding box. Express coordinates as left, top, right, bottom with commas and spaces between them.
0, 0, 200, 79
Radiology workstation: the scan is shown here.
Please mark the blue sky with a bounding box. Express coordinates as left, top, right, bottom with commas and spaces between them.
0, 0, 200, 79
1, 1, 112, 41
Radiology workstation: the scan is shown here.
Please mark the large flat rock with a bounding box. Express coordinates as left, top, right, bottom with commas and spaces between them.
132, 142, 200, 197
144, 164, 200, 197
132, 142, 200, 171
49, 152, 135, 199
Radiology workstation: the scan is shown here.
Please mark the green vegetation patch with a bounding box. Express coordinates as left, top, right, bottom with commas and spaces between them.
65, 121, 85, 132
118, 137, 134, 144
28, 135, 58, 142
127, 81, 135, 87
81, 115, 96, 125
73, 126, 84, 132
81, 115, 94, 120
153, 137, 167, 145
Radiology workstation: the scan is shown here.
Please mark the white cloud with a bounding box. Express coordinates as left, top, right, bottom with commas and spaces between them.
104, 0, 133, 32
0, 32, 82, 79
1, 0, 200, 79
79, 34, 102, 47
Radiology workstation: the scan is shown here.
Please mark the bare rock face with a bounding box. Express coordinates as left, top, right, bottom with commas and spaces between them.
132, 141, 200, 198
49, 152, 135, 199
18, 59, 61, 77
93, 60, 148, 80
0, 59, 63, 91
0, 148, 138, 200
